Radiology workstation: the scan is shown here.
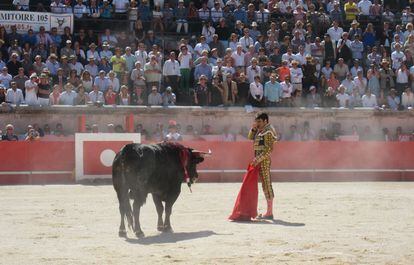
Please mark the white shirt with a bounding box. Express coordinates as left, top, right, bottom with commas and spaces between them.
391, 51, 406, 70
336, 93, 350, 107
396, 69, 409, 84
327, 26, 344, 42
135, 50, 148, 66
362, 94, 377, 107
73, 4, 87, 18
69, 62, 84, 76
0, 73, 13, 88
178, 53, 191, 69
402, 92, 414, 107
6, 88, 24, 104
280, 81, 293, 98
239, 36, 254, 52
108, 77, 120, 93
358, 0, 372, 16
249, 82, 264, 100
231, 51, 245, 67
246, 65, 262, 83
59, 90, 77, 105
88, 90, 104, 103
294, 52, 307, 65
113, 0, 129, 13
163, 60, 181, 76
290, 67, 303, 83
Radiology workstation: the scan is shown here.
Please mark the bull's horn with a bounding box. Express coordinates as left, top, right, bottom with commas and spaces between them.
192, 149, 212, 156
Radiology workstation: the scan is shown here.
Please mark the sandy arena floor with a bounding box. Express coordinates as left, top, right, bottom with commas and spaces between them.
1, 182, 414, 265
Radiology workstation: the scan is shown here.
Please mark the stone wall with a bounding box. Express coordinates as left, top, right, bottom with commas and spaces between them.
1, 106, 414, 136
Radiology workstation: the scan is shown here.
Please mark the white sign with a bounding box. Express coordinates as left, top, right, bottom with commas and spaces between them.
0, 11, 73, 34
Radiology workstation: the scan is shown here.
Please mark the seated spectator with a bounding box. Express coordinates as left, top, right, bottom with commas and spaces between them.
162, 86, 176, 106
59, 83, 77, 105
402, 87, 414, 109
361, 89, 378, 108
164, 124, 182, 141
25, 128, 40, 141
306, 86, 322, 108
0, 67, 12, 89
89, 85, 104, 103
54, 123, 65, 137
75, 85, 89, 105
221, 125, 235, 141
336, 85, 350, 108
118, 85, 130, 105
387, 89, 400, 110
2, 124, 18, 141
148, 86, 163, 106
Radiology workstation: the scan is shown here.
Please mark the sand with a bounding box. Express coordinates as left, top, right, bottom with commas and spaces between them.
1, 182, 414, 265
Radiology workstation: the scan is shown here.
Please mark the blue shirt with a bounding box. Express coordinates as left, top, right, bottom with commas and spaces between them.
264, 81, 282, 102
194, 63, 212, 81
233, 8, 247, 24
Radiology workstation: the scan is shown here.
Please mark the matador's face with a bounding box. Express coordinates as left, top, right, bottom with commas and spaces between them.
255, 119, 268, 130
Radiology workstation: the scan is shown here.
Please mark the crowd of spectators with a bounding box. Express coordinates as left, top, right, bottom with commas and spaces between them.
1, 0, 414, 109
2, 120, 414, 142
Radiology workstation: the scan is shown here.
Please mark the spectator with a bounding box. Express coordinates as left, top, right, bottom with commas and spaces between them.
148, 86, 163, 106
118, 85, 130, 105
194, 75, 210, 106
104, 86, 117, 105
336, 85, 350, 108
162, 86, 176, 106
264, 74, 282, 107
402, 87, 414, 109
164, 124, 183, 141
249, 75, 264, 107
89, 85, 104, 103
163, 51, 180, 94
144, 55, 162, 95
25, 128, 40, 141
49, 85, 61, 105
306, 85, 322, 107
107, 71, 120, 93
361, 89, 378, 108
75, 85, 90, 105
387, 89, 401, 110
6, 81, 24, 105
59, 83, 77, 105
2, 124, 18, 141
94, 70, 109, 92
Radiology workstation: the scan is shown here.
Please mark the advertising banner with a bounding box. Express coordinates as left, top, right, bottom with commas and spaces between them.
0, 11, 73, 34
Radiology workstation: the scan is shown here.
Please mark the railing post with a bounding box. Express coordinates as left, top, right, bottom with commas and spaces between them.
78, 114, 86, 133
125, 113, 134, 133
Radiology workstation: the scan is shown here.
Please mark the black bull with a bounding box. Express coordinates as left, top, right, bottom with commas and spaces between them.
112, 142, 208, 238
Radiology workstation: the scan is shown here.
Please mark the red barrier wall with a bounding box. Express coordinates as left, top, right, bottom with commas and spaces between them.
1, 141, 414, 185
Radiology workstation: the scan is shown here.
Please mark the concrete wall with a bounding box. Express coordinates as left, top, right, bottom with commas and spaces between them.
1, 106, 414, 136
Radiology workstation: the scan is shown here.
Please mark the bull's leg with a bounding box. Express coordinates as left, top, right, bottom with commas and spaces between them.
152, 194, 164, 231
163, 192, 180, 233
117, 199, 126, 237
133, 199, 145, 238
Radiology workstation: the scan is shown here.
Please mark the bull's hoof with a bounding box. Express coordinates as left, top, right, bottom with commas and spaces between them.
118, 230, 127, 238
162, 226, 173, 233
135, 231, 145, 238
157, 225, 164, 232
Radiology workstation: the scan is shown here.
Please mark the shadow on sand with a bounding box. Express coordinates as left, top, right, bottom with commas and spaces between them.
125, 230, 217, 245
231, 219, 305, 227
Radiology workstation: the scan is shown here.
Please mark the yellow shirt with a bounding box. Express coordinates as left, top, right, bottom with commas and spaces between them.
344, 2, 358, 21
110, 56, 126, 73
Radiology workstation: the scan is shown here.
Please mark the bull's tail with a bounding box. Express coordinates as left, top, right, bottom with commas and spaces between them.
112, 153, 134, 232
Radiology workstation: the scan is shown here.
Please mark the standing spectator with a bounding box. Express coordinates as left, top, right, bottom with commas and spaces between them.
264, 74, 282, 107
49, 85, 61, 105
163, 51, 180, 94
110, 47, 126, 78
13, 68, 29, 95
380, 59, 395, 92
37, 74, 51, 106
144, 55, 162, 96
391, 43, 406, 71
222, 73, 237, 106
249, 75, 264, 107
178, 45, 193, 98
5, 82, 24, 105
290, 60, 303, 92
194, 56, 212, 82
194, 75, 210, 106
24, 74, 38, 106
59, 83, 77, 105
236, 73, 250, 105
367, 66, 381, 97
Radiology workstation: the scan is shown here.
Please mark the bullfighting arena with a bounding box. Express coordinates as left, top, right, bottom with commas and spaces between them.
1, 182, 414, 265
